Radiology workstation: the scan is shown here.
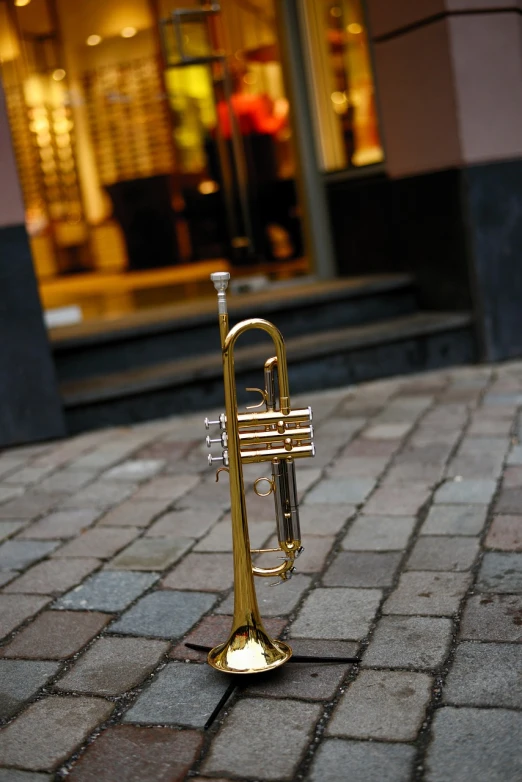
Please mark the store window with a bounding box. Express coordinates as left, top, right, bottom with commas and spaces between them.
300, 0, 383, 171
0, 0, 307, 327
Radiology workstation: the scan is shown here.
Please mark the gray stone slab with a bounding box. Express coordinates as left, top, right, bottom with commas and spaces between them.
364, 423, 412, 439
162, 553, 233, 592
425, 707, 522, 782
102, 460, 165, 482
36, 469, 97, 495
145, 508, 222, 538
0, 660, 60, 719
0, 696, 114, 771
216, 574, 311, 617
290, 587, 381, 640
123, 661, 230, 728
327, 669, 432, 741
460, 594, 522, 641
51, 526, 139, 559
59, 481, 137, 510
202, 698, 321, 780
308, 739, 415, 782
383, 572, 471, 616
327, 456, 388, 478
304, 478, 375, 505
406, 536, 480, 571
110, 537, 193, 571
244, 661, 349, 700
195, 520, 273, 552
132, 474, 200, 501
17, 509, 100, 540
54, 571, 159, 611
287, 504, 356, 536
0, 520, 25, 542
323, 551, 401, 587
107, 590, 216, 638
0, 595, 50, 639
507, 445, 522, 465
433, 479, 497, 505
421, 505, 488, 536
363, 484, 431, 516
476, 552, 522, 593
55, 636, 168, 695
444, 642, 522, 707
363, 616, 453, 669
0, 570, 16, 587
342, 515, 416, 551
0, 493, 62, 520
0, 540, 59, 570
97, 499, 171, 527
2, 558, 100, 596
0, 771, 51, 782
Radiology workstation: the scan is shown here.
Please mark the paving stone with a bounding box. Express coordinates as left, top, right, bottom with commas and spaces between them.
327, 669, 432, 741
308, 739, 416, 782
123, 661, 231, 727
170, 615, 287, 661
1, 611, 110, 659
0, 520, 25, 542
36, 469, 97, 495
109, 537, 193, 571
304, 478, 375, 505
217, 574, 312, 618
383, 572, 471, 615
0, 595, 50, 639
467, 418, 513, 436
17, 510, 100, 540
59, 481, 138, 510
0, 771, 51, 782
244, 661, 349, 700
342, 439, 399, 458
363, 423, 412, 439
107, 590, 215, 638
162, 553, 233, 591
383, 462, 444, 485
202, 698, 321, 780
287, 638, 359, 660
0, 660, 60, 719
363, 616, 453, 669
444, 642, 522, 707
195, 520, 273, 552
502, 465, 522, 486
55, 637, 168, 695
460, 594, 522, 641
3, 466, 56, 486
363, 484, 431, 516
447, 451, 504, 479
327, 456, 388, 478
257, 534, 334, 574
342, 515, 416, 551
495, 487, 522, 515
433, 479, 497, 505
101, 460, 165, 482
0, 486, 25, 504
323, 551, 402, 587
421, 504, 488, 536
0, 696, 114, 771
51, 526, 139, 559
507, 444, 522, 465
145, 507, 222, 538
55, 571, 159, 611
476, 552, 522, 593
293, 504, 356, 536
131, 474, 200, 501
458, 436, 509, 455
425, 707, 522, 782
0, 493, 62, 520
3, 558, 100, 596
0, 540, 59, 570
0, 570, 16, 587
290, 587, 381, 640
406, 536, 480, 571
485, 515, 522, 550
96, 499, 171, 527
66, 725, 203, 782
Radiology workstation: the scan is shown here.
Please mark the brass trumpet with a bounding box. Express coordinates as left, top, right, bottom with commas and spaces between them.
204, 272, 315, 674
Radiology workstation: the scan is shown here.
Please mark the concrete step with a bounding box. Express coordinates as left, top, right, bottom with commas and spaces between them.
61, 311, 476, 434
50, 274, 417, 383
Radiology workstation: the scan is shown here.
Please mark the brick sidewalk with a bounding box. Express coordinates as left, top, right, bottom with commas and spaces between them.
0, 362, 521, 781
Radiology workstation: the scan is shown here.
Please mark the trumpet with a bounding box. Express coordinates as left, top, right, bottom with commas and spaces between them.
204, 272, 315, 674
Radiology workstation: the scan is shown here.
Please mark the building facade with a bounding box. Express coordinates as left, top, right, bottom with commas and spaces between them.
1, 0, 521, 445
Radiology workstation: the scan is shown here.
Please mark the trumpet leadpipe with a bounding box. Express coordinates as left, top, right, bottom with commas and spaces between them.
240, 443, 315, 464
238, 426, 313, 447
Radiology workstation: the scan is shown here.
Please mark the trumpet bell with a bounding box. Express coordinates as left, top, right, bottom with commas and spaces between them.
208, 625, 292, 674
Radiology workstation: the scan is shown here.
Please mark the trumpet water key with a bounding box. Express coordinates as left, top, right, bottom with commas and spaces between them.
203, 271, 315, 674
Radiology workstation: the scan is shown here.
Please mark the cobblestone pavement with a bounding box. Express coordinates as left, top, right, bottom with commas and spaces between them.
1, 362, 522, 782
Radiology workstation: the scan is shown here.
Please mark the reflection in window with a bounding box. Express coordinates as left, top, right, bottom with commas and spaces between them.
301, 0, 383, 171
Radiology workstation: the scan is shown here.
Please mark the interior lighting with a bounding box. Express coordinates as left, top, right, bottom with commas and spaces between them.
121, 27, 137, 38
347, 22, 363, 34
330, 91, 347, 105
15, 0, 32, 7
86, 34, 102, 46
330, 6, 341, 17
52, 69, 66, 81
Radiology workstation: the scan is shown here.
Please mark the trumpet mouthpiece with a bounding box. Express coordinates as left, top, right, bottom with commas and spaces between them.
210, 272, 230, 292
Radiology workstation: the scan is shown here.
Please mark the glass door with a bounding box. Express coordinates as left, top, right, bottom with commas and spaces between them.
158, 0, 305, 268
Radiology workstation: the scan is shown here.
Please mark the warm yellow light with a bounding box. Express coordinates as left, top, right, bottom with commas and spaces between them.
86, 34, 102, 46
121, 27, 137, 38
331, 91, 347, 105
15, 0, 32, 7
330, 6, 342, 17
198, 180, 219, 195
52, 68, 66, 81
347, 23, 363, 35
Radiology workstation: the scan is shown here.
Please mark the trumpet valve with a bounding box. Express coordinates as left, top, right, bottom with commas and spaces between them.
206, 432, 228, 448
204, 413, 227, 430
208, 450, 229, 467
